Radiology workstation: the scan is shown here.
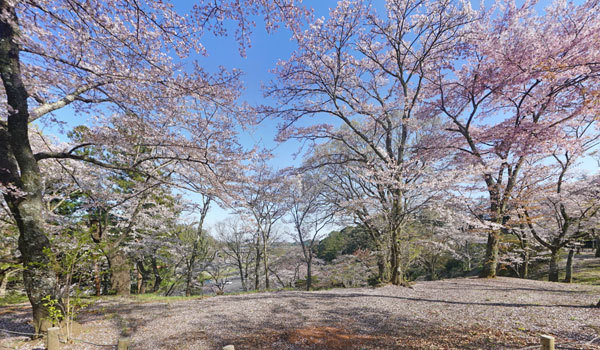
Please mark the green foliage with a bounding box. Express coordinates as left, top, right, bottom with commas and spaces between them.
316, 230, 345, 262
295, 276, 319, 289
42, 295, 64, 327
367, 274, 380, 287
316, 226, 374, 262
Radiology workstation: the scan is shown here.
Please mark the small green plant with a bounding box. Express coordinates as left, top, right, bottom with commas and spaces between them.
42, 295, 64, 327
63, 289, 90, 340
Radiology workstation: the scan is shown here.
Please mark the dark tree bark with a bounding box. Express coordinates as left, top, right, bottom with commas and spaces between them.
390, 230, 401, 285
548, 248, 560, 282
108, 251, 131, 295
374, 242, 390, 284
0, 1, 59, 334
136, 260, 151, 294
253, 234, 261, 290
94, 260, 101, 296
304, 258, 311, 291
564, 248, 574, 283
520, 251, 529, 279
151, 256, 162, 293
262, 234, 270, 289
480, 229, 500, 278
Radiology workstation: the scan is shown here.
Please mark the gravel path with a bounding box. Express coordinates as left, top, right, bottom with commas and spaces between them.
2, 277, 599, 349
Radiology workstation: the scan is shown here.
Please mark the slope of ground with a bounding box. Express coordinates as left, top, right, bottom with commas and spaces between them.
1, 277, 599, 349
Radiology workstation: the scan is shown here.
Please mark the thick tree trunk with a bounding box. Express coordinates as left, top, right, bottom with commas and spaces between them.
390, 229, 401, 285
520, 251, 529, 279
0, 2, 59, 334
151, 257, 161, 292
480, 230, 500, 278
595, 238, 600, 258
185, 270, 193, 297
548, 248, 560, 282
94, 260, 101, 296
376, 256, 386, 284
254, 241, 261, 290
109, 252, 131, 295
372, 238, 389, 284
136, 261, 150, 294
564, 248, 574, 283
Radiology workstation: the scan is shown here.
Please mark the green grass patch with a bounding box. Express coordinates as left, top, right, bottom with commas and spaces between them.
0, 292, 28, 306
571, 269, 600, 285
125, 293, 209, 303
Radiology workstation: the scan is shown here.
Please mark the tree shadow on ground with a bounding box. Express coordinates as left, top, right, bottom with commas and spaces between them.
226, 290, 593, 309
176, 304, 533, 350
0, 305, 34, 336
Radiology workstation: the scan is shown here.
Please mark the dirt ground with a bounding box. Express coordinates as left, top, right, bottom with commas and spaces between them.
1, 277, 599, 349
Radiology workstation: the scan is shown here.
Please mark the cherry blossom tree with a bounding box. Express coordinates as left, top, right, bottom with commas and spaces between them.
431, 0, 600, 278
265, 0, 474, 285
413, 202, 489, 279
285, 171, 334, 290
518, 149, 600, 282
214, 217, 254, 292
233, 162, 288, 290
0, 0, 307, 332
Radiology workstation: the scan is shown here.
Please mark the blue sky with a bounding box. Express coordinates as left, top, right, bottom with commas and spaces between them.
179, 1, 338, 228
35, 1, 343, 230
36, 0, 597, 231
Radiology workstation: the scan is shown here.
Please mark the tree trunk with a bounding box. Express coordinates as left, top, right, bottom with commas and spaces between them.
0, 271, 8, 298
372, 238, 389, 284
520, 251, 529, 279
480, 230, 500, 278
151, 257, 161, 292
254, 240, 261, 290
185, 272, 193, 297
136, 269, 142, 294
136, 260, 150, 294
376, 257, 386, 284
263, 237, 269, 289
102, 262, 111, 294
185, 253, 195, 297
390, 229, 401, 285
548, 248, 560, 282
236, 258, 246, 292
306, 257, 312, 291
0, 268, 18, 298
429, 256, 438, 281
0, 2, 60, 334
564, 248, 574, 283
94, 260, 101, 296
595, 238, 600, 258
464, 242, 472, 271
109, 251, 131, 295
